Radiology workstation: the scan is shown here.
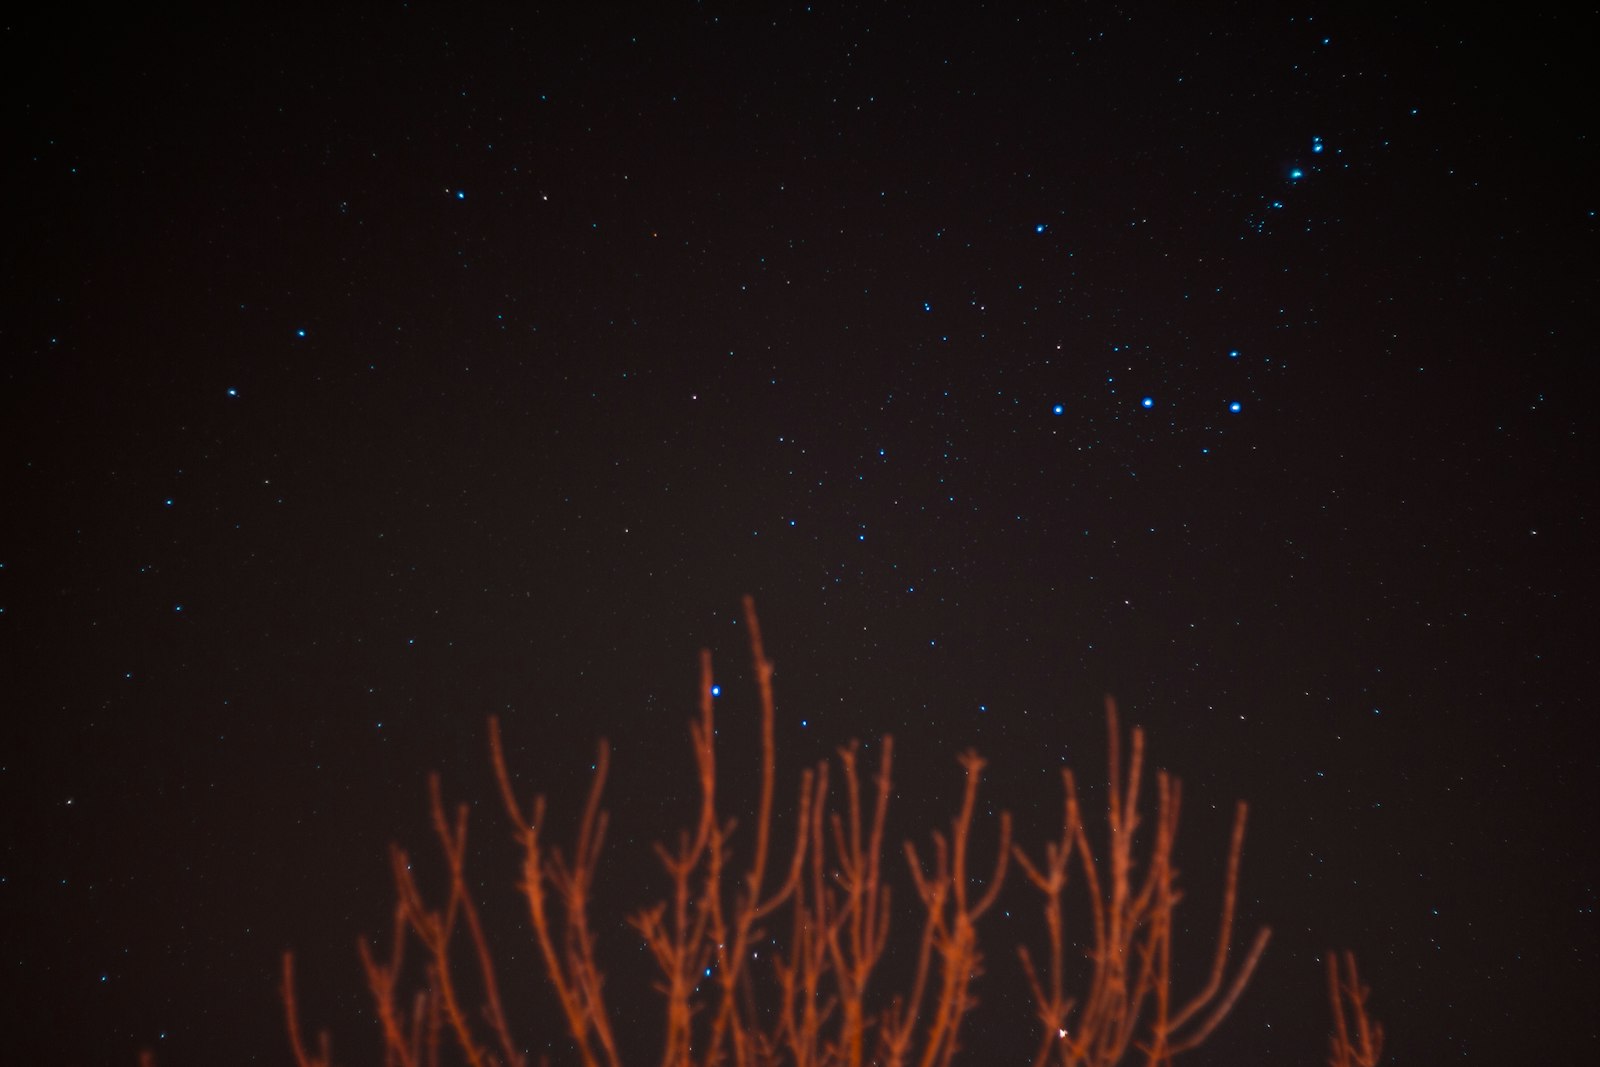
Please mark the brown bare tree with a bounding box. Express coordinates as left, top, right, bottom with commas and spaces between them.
281, 599, 1367, 1067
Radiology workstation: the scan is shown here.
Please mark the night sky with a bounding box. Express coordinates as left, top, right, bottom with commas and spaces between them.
6, 6, 1595, 1065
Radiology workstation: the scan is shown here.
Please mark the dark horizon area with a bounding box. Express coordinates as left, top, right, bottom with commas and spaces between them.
4, 6, 1594, 1064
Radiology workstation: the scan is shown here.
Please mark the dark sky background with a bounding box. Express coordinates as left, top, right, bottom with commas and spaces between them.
5, 5, 1595, 1065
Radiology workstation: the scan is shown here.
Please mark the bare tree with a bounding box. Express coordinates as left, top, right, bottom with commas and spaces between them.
282, 599, 1360, 1067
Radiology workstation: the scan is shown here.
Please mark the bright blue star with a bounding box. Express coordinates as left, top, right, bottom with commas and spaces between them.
454, 190, 466, 200
922, 301, 932, 312
1228, 401, 1242, 413
711, 685, 721, 697
1312, 136, 1324, 154
164, 499, 174, 507
226, 387, 238, 397
1228, 349, 1240, 359
295, 328, 306, 338
1289, 168, 1304, 181
1052, 403, 1064, 415
1141, 396, 1154, 409
1034, 223, 1047, 234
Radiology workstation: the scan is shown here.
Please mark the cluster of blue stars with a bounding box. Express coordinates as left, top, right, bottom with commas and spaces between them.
1050, 397, 1243, 415
1246, 135, 1338, 234
1049, 349, 1247, 422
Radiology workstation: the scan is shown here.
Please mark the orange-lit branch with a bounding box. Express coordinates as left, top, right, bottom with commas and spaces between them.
356, 897, 424, 1067
1012, 699, 1270, 1066
1327, 951, 1382, 1067
282, 952, 334, 1067
823, 737, 894, 1067
354, 774, 509, 1067
888, 750, 1012, 1067
490, 723, 620, 1067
